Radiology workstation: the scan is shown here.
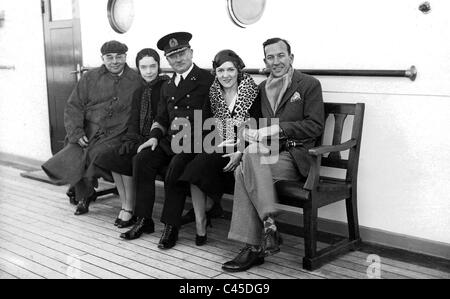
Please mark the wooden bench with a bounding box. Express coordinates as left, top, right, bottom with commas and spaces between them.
91, 102, 365, 271
275, 102, 365, 270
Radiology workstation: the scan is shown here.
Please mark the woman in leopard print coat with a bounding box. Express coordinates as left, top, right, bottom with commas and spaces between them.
179, 50, 261, 245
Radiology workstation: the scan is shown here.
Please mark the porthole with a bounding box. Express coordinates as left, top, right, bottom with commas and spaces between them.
107, 0, 135, 34
227, 0, 266, 28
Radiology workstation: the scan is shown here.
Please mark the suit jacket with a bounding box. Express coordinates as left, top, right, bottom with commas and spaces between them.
260, 70, 325, 177
150, 64, 214, 155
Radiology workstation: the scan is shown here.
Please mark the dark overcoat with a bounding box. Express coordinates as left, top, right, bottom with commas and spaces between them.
42, 64, 142, 185
260, 70, 325, 177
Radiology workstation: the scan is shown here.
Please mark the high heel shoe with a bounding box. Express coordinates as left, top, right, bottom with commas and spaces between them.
117, 210, 137, 229
195, 218, 212, 246
114, 209, 124, 226
195, 234, 207, 246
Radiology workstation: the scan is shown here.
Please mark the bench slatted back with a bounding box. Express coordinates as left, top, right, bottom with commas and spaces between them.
321, 103, 365, 182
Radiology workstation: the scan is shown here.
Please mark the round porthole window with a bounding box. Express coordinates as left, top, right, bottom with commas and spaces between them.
227, 0, 266, 28
107, 0, 135, 34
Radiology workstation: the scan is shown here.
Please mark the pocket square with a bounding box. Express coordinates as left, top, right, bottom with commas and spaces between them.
290, 92, 302, 103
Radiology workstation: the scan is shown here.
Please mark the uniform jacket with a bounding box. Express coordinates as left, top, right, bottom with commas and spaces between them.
150, 64, 214, 155
260, 70, 325, 177
42, 64, 142, 185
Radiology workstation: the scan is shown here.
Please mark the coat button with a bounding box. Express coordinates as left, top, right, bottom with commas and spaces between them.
171, 97, 175, 100
175, 117, 178, 120
186, 94, 190, 98
174, 106, 178, 110
186, 116, 190, 120
186, 106, 190, 109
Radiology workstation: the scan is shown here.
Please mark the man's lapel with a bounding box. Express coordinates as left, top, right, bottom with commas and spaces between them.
174, 64, 200, 103
275, 71, 301, 115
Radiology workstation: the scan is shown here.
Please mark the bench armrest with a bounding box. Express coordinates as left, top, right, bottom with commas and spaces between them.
308, 139, 357, 156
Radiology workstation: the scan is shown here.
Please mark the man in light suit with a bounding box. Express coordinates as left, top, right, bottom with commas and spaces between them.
222, 38, 325, 272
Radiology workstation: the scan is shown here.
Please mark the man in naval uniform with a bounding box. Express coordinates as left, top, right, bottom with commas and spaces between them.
120, 32, 214, 249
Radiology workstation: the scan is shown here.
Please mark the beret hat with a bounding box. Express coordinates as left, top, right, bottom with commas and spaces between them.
101, 40, 128, 55
212, 49, 245, 70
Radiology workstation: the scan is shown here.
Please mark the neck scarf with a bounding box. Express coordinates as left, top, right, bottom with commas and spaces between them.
265, 66, 294, 113
139, 76, 164, 136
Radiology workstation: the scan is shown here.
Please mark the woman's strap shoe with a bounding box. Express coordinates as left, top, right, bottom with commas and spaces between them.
117, 216, 137, 229
195, 234, 207, 246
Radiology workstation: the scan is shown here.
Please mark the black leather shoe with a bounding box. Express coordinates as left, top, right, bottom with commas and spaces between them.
158, 225, 179, 249
67, 188, 78, 205
180, 208, 195, 225
74, 193, 97, 216
262, 228, 283, 257
222, 246, 265, 272
120, 217, 154, 240
195, 234, 207, 246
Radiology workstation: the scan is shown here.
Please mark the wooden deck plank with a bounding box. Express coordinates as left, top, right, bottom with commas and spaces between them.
1, 187, 288, 279
0, 205, 180, 279
0, 257, 43, 279
0, 164, 448, 279
0, 219, 128, 279
0, 269, 17, 279
0, 196, 219, 279
0, 200, 288, 279
0, 247, 66, 279
0, 235, 97, 279
2, 176, 362, 277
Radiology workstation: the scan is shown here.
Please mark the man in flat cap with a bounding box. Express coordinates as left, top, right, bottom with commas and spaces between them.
121, 32, 214, 250
42, 40, 142, 216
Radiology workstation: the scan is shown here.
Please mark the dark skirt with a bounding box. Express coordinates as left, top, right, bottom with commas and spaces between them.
178, 152, 235, 202
94, 145, 137, 177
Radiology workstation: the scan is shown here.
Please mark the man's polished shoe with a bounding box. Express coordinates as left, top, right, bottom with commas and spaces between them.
120, 217, 154, 240
262, 228, 283, 257
74, 193, 97, 216
222, 246, 265, 272
158, 225, 178, 249
67, 188, 78, 206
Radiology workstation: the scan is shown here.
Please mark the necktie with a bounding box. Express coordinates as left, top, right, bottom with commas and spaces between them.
178, 75, 184, 86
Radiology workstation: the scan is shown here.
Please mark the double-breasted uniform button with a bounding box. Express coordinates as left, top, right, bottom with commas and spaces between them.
174, 106, 178, 110
186, 94, 190, 98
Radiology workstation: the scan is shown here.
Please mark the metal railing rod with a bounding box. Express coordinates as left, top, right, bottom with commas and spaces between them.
161, 65, 417, 81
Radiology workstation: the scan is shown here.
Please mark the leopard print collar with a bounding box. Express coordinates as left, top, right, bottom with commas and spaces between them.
209, 73, 258, 140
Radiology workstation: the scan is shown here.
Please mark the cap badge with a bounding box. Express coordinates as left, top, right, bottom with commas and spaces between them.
169, 38, 179, 48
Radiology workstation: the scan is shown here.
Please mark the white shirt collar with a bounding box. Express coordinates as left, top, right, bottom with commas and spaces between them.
175, 63, 194, 85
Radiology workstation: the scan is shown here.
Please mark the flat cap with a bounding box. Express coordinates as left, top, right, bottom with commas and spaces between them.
157, 32, 192, 56
101, 40, 128, 55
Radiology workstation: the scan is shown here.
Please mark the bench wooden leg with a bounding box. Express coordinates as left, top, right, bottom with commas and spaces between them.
346, 191, 360, 242
302, 205, 318, 270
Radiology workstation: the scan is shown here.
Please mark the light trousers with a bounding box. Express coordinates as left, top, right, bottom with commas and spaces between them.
228, 144, 302, 245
